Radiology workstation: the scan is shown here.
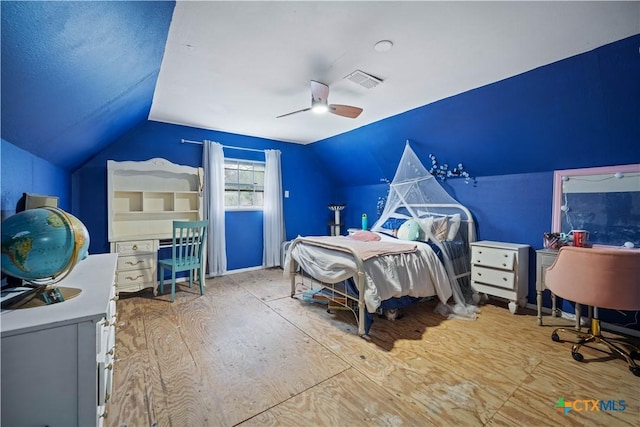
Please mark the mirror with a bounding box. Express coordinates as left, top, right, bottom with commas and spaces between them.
552, 164, 640, 248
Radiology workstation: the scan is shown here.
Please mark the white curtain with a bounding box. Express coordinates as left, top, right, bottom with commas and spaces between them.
202, 140, 227, 276
263, 149, 285, 267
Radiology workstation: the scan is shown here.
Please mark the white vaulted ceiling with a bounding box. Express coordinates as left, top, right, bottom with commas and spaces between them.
149, 1, 640, 144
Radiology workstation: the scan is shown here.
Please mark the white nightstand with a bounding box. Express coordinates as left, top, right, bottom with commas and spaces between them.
470, 240, 530, 314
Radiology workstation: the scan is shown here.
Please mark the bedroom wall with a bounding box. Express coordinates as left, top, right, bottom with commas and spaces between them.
1, 139, 72, 221
315, 35, 639, 329
72, 120, 338, 270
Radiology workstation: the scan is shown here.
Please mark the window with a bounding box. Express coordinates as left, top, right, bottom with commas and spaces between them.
224, 159, 264, 209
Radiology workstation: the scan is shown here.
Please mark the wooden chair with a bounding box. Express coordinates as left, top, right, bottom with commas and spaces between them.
158, 220, 208, 302
545, 246, 640, 376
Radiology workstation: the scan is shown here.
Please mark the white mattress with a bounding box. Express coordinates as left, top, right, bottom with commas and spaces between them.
285, 232, 453, 313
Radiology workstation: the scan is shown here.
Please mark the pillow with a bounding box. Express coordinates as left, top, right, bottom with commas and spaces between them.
396, 219, 421, 241
381, 217, 406, 231
349, 230, 381, 242
416, 217, 434, 240
431, 216, 449, 241
446, 214, 461, 240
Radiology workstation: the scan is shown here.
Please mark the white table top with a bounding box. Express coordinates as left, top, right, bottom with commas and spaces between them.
1, 253, 118, 337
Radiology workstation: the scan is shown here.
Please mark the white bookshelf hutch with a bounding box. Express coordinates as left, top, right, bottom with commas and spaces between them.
107, 158, 204, 293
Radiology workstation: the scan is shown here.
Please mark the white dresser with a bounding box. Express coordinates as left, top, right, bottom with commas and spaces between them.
470, 240, 529, 314
1, 253, 118, 427
107, 158, 203, 294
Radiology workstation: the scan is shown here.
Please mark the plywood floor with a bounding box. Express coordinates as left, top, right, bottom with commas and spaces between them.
107, 269, 640, 427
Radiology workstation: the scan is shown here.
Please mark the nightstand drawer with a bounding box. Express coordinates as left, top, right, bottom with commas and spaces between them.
115, 240, 155, 254
472, 265, 516, 289
471, 246, 515, 270
116, 253, 155, 271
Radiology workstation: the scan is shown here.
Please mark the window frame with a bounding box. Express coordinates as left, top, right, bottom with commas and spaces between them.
223, 157, 265, 211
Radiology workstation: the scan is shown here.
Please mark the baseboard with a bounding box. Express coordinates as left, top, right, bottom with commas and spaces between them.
205, 265, 268, 277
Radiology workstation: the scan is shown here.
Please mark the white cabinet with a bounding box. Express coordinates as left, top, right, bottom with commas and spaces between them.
111, 239, 158, 293
107, 158, 204, 293
107, 158, 204, 242
470, 240, 529, 314
1, 254, 118, 427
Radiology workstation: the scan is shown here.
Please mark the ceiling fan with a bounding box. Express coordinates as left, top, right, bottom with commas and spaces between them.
277, 80, 363, 119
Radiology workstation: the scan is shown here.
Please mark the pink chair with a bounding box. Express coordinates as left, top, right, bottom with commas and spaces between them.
544, 246, 640, 376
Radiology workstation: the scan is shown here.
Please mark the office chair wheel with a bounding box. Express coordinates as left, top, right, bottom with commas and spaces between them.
551, 332, 560, 342
572, 352, 584, 362
630, 366, 640, 377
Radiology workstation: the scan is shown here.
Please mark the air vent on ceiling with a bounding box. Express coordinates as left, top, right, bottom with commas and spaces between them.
344, 70, 383, 89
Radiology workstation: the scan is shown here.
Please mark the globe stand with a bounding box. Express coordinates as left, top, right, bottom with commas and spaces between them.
3, 285, 81, 309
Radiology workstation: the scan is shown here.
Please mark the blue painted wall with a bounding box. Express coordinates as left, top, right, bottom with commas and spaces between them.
313, 34, 639, 186
320, 35, 639, 329
1, 139, 71, 221
72, 121, 338, 270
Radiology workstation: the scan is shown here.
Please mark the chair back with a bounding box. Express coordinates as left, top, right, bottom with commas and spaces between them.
545, 246, 640, 311
171, 220, 208, 268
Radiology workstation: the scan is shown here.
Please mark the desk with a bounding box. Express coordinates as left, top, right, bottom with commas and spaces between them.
536, 249, 581, 329
107, 158, 204, 294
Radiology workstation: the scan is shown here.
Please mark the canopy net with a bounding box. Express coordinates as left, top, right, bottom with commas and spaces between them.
371, 142, 480, 319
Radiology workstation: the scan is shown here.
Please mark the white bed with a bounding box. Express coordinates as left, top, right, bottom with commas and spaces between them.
285, 143, 478, 336
284, 229, 461, 337
287, 231, 451, 305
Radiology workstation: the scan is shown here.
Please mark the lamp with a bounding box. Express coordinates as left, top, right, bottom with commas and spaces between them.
311, 99, 328, 114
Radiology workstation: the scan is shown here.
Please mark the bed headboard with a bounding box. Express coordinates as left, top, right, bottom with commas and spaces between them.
372, 203, 476, 244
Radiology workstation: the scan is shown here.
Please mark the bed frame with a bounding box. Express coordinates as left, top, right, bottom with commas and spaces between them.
288, 236, 369, 335
287, 203, 475, 337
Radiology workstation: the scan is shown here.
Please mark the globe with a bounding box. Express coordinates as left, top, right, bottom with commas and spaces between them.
1, 207, 90, 284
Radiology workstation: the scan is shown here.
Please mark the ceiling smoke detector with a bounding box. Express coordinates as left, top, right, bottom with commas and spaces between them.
344, 70, 383, 89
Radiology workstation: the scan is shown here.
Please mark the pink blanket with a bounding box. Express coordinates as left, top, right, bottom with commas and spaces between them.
302, 236, 417, 261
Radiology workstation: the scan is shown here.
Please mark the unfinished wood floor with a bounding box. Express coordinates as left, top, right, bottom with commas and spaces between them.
107, 269, 639, 427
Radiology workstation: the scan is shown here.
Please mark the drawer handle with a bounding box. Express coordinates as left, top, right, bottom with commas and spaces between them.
504, 254, 508, 257
476, 272, 482, 276
132, 244, 138, 250
502, 263, 507, 267
125, 260, 144, 266
126, 274, 144, 281
503, 277, 508, 281
106, 363, 113, 371
478, 250, 482, 254
108, 347, 116, 356
100, 411, 108, 419
105, 392, 111, 403
111, 295, 120, 302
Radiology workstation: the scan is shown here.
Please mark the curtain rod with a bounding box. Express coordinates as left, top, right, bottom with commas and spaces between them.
181, 138, 266, 153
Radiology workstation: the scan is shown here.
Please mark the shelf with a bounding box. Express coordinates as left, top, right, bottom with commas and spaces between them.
113, 191, 142, 212
144, 192, 174, 211
114, 210, 200, 218
107, 159, 204, 243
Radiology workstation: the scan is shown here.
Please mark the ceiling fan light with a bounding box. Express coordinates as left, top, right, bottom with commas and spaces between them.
312, 103, 328, 114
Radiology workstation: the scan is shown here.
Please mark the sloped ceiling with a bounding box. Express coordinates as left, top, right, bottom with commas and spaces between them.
2, 1, 639, 171
150, 1, 639, 144
1, 1, 175, 170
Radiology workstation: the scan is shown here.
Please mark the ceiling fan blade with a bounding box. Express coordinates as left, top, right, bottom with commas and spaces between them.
276, 107, 311, 118
328, 104, 363, 119
310, 80, 329, 103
